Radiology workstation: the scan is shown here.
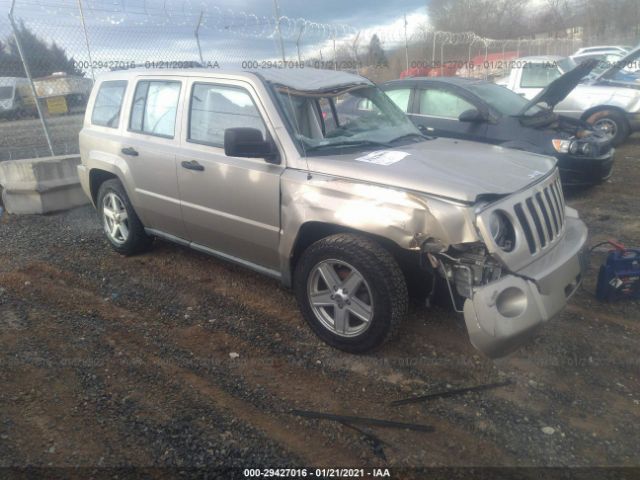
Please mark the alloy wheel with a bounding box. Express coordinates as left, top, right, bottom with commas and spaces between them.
307, 259, 374, 337
102, 192, 130, 245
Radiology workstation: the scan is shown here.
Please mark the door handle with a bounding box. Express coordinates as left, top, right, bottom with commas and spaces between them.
181, 160, 205, 172
121, 147, 138, 156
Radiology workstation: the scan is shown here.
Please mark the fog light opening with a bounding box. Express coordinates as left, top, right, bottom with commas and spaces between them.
496, 287, 527, 318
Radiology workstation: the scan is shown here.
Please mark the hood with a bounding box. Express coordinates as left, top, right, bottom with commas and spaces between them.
306, 138, 556, 203
520, 59, 599, 114
594, 46, 640, 83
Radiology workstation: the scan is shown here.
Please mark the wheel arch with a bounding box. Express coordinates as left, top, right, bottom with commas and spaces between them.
580, 104, 629, 125
286, 221, 420, 288
89, 168, 120, 205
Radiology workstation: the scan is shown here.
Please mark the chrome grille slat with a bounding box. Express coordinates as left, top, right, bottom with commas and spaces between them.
538, 191, 556, 238
525, 197, 547, 248
532, 194, 552, 245
543, 187, 560, 235
550, 182, 564, 227
513, 202, 537, 254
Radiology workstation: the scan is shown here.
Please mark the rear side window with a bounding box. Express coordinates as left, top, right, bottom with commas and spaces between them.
129, 80, 181, 138
91, 80, 127, 128
188, 83, 266, 147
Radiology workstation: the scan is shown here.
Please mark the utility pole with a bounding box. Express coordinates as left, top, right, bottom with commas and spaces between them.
9, 0, 54, 156
194, 10, 204, 65
273, 0, 286, 63
77, 0, 94, 80
404, 14, 409, 71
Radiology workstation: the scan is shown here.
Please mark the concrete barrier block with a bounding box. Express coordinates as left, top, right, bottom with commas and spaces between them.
0, 155, 89, 214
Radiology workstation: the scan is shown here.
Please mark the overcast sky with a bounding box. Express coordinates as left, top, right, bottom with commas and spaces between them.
219, 0, 429, 28
0, 0, 432, 66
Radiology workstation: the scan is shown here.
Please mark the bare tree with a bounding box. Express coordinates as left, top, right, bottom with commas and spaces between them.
427, 0, 528, 38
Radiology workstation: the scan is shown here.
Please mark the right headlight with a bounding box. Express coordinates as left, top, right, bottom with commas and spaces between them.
552, 139, 578, 154
488, 210, 515, 252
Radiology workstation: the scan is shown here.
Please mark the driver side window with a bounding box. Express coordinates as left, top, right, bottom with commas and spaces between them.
418, 89, 474, 118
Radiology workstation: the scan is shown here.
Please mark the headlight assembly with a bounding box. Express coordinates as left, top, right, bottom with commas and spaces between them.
552, 139, 571, 153
488, 210, 515, 252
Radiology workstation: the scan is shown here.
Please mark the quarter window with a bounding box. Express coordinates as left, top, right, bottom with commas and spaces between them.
188, 83, 266, 147
91, 80, 127, 128
418, 89, 474, 118
129, 80, 181, 137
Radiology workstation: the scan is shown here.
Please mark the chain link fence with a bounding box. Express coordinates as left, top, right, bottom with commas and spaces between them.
0, 0, 610, 161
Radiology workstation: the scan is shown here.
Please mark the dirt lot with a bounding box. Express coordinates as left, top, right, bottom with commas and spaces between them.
0, 137, 639, 476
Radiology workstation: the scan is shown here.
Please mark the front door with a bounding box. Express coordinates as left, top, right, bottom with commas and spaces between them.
410, 87, 488, 141
176, 79, 283, 272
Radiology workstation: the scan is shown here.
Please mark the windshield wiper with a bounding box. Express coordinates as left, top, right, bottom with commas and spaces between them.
388, 132, 431, 143
305, 139, 393, 152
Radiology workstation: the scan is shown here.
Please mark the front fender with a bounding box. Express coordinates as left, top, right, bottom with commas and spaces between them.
279, 169, 479, 286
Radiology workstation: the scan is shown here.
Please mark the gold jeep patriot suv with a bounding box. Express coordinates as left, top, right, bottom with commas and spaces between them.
79, 68, 588, 357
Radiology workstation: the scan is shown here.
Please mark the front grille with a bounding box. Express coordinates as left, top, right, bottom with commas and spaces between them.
512, 173, 566, 254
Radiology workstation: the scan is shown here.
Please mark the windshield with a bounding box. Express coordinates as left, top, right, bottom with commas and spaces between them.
466, 82, 542, 116
0, 86, 14, 100
275, 85, 423, 155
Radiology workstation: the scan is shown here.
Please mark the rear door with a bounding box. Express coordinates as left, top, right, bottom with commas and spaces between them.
176, 77, 283, 272
410, 86, 488, 141
118, 76, 187, 238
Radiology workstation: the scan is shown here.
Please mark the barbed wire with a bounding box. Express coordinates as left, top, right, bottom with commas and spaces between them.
0, 0, 620, 160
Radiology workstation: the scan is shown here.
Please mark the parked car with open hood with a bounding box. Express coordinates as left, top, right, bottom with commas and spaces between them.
381, 62, 614, 186
498, 54, 640, 145
78, 68, 588, 358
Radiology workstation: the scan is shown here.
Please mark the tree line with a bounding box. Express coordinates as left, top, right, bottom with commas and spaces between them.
0, 21, 82, 78
428, 0, 640, 42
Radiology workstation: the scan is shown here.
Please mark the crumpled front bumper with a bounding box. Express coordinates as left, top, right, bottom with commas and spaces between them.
463, 215, 588, 358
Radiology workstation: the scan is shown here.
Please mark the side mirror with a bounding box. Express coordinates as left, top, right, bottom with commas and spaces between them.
458, 109, 486, 123
224, 128, 279, 164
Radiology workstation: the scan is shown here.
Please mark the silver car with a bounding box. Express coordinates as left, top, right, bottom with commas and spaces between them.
78, 68, 588, 358
499, 53, 640, 145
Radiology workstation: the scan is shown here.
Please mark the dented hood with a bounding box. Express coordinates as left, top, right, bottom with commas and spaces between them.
306, 138, 556, 203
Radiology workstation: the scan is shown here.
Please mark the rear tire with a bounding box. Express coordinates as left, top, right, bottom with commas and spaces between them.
294, 233, 408, 353
97, 179, 153, 255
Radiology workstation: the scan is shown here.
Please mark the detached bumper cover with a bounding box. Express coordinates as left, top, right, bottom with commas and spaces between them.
463, 215, 588, 358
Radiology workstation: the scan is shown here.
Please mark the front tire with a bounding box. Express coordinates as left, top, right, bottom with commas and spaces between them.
294, 233, 408, 353
588, 109, 630, 146
97, 179, 153, 255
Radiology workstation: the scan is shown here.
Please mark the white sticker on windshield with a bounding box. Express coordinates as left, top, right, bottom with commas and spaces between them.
354, 150, 410, 166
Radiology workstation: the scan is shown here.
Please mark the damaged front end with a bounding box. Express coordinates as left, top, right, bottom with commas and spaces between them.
426, 169, 588, 358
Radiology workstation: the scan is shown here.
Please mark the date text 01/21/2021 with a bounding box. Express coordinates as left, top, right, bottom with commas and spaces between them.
242, 468, 392, 478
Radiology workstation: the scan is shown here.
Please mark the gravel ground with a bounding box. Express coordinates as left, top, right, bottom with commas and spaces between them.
0, 137, 639, 475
